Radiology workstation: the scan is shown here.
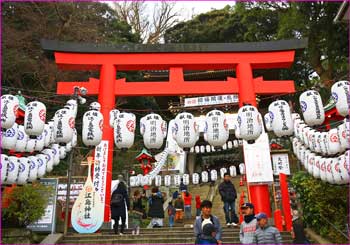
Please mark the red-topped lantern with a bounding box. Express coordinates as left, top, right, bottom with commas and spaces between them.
135, 148, 155, 190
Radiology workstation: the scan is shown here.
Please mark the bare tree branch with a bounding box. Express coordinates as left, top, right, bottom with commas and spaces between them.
112, 0, 178, 43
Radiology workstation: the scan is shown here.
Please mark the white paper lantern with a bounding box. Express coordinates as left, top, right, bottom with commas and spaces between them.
239, 163, 245, 175
210, 170, 217, 181
36, 154, 48, 178
335, 154, 349, 184
135, 174, 142, 187
306, 152, 315, 175
331, 157, 344, 185
65, 99, 78, 119
292, 113, 301, 123
338, 119, 350, 152
200, 145, 205, 153
201, 171, 208, 183
1, 94, 19, 130
222, 143, 227, 150
190, 147, 194, 153
320, 132, 329, 156
140, 113, 167, 149
327, 128, 341, 155
82, 108, 103, 147
268, 100, 294, 137
6, 156, 20, 184
237, 105, 262, 143
141, 175, 150, 186
27, 156, 39, 182
173, 112, 199, 150
113, 112, 136, 150
48, 120, 55, 144
319, 157, 327, 182
1, 154, 9, 183
220, 168, 227, 179
264, 113, 273, 131
15, 125, 28, 152
331, 80, 350, 117
54, 108, 74, 144
227, 141, 233, 149
51, 144, 60, 166
109, 109, 119, 128
17, 157, 30, 185
43, 124, 51, 147
164, 175, 171, 186
174, 175, 181, 186
59, 146, 67, 159
205, 145, 211, 153
204, 110, 229, 147
1, 123, 18, 150
182, 174, 190, 185
292, 138, 299, 155
24, 101, 46, 137
314, 131, 322, 154
233, 140, 239, 148
192, 173, 200, 184
308, 130, 318, 152
34, 132, 45, 152
229, 166, 237, 177
301, 126, 311, 148
65, 142, 72, 153
195, 146, 200, 153
72, 128, 78, 147
299, 90, 325, 126
302, 149, 310, 169
24, 138, 36, 153
42, 149, 54, 172
313, 155, 321, 179
155, 175, 162, 186
129, 176, 136, 187
325, 158, 335, 184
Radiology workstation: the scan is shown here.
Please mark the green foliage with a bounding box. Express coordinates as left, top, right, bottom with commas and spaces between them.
2, 184, 52, 227
291, 171, 349, 243
164, 2, 349, 88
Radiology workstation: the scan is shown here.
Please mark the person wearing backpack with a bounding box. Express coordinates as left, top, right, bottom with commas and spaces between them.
194, 200, 222, 244
110, 181, 130, 235
148, 187, 165, 227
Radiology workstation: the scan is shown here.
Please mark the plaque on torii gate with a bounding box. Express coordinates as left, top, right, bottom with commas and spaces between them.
42, 38, 307, 222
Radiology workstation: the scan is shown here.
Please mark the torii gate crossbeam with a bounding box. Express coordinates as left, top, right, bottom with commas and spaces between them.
42, 38, 307, 223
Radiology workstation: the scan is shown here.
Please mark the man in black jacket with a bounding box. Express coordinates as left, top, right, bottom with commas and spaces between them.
218, 173, 238, 227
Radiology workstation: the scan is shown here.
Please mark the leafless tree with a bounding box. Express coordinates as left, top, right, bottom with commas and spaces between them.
113, 1, 179, 43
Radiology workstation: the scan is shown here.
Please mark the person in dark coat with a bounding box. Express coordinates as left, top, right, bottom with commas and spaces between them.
218, 173, 238, 226
110, 181, 130, 235
148, 187, 164, 227
292, 210, 310, 244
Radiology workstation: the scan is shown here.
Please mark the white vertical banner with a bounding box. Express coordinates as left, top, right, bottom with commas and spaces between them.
93, 140, 109, 212
243, 133, 274, 183
272, 153, 290, 176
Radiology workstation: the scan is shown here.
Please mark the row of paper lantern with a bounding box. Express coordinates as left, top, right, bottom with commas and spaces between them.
129, 166, 241, 187
293, 140, 350, 185
293, 118, 349, 156
1, 143, 70, 185
1, 96, 105, 154
189, 141, 243, 154
130, 163, 246, 188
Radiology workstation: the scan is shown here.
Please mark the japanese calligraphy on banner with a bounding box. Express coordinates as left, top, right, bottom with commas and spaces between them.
184, 94, 239, 107
272, 153, 290, 176
93, 140, 109, 208
243, 133, 274, 183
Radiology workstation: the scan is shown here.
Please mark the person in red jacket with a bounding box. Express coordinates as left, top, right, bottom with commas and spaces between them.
195, 195, 202, 217
183, 191, 192, 219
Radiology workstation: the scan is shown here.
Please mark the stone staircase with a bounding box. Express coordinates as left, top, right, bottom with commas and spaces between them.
58, 179, 294, 244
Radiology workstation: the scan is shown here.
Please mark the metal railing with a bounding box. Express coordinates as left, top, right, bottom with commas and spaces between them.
316, 213, 350, 241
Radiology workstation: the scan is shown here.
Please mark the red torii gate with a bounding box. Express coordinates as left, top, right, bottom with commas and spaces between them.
42, 38, 306, 222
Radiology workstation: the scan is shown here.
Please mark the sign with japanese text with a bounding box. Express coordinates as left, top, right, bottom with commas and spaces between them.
243, 133, 274, 183
92, 140, 109, 212
184, 94, 239, 107
27, 178, 58, 233
71, 157, 104, 233
272, 153, 290, 176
